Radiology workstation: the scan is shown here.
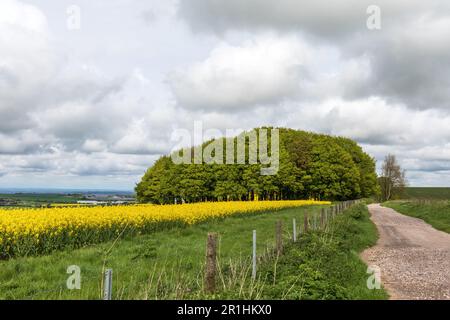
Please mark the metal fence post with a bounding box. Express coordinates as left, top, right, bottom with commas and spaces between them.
103, 269, 113, 300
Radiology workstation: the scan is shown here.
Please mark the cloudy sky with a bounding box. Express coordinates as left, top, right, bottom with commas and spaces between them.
1, 0, 450, 190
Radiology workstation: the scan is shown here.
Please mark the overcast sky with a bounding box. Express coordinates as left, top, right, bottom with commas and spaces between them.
1, 0, 450, 190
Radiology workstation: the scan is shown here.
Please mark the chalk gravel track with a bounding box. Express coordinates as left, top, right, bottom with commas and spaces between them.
361, 204, 450, 300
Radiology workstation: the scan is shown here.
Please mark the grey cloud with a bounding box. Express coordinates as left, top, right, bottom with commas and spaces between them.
141, 10, 157, 24
0, 67, 18, 87
178, 0, 369, 38
178, 0, 450, 112
178, 0, 446, 38
2, 0, 450, 187
409, 163, 450, 173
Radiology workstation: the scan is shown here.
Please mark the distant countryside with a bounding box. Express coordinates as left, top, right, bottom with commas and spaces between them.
0, 191, 135, 207
403, 188, 450, 200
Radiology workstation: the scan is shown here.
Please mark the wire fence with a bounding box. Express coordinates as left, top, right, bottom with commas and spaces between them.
7, 200, 362, 300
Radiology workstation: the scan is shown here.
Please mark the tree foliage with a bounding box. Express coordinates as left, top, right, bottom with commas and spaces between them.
136, 128, 379, 204
378, 154, 407, 201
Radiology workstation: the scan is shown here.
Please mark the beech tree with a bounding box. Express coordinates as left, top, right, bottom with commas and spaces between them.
136, 128, 379, 204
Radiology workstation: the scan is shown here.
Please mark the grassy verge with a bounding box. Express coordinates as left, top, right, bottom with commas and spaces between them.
384, 200, 450, 233
252, 204, 387, 300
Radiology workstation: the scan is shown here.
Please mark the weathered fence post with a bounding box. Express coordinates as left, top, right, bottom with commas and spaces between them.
103, 269, 113, 300
252, 230, 257, 280
276, 220, 283, 255
313, 212, 317, 230
205, 232, 218, 293
320, 209, 325, 229
304, 213, 309, 233
293, 218, 297, 242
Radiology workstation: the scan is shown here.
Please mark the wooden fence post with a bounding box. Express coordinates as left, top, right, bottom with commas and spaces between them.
320, 209, 325, 229
304, 213, 309, 233
293, 218, 297, 242
252, 230, 257, 280
276, 220, 283, 255
205, 233, 218, 293
313, 212, 317, 230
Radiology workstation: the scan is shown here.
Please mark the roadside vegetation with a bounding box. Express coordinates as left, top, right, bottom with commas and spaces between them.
254, 204, 387, 300
384, 200, 450, 233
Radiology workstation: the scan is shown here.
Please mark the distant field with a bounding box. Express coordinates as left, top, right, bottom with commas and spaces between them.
0, 192, 135, 207
384, 200, 450, 233
0, 193, 82, 207
404, 187, 450, 200
0, 193, 81, 203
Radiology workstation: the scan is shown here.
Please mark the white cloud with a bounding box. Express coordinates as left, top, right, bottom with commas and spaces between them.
0, 0, 48, 32
179, 0, 450, 112
0, 0, 181, 188
81, 139, 107, 153
170, 35, 313, 110
281, 97, 450, 183
0, 0, 56, 133
1, 0, 450, 188
111, 119, 172, 155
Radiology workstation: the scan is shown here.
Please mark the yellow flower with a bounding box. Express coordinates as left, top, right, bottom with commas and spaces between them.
0, 200, 330, 257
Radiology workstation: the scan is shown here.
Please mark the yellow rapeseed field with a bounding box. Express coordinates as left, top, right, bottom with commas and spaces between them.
0, 200, 330, 258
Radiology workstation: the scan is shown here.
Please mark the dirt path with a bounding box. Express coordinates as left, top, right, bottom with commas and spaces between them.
361, 204, 450, 300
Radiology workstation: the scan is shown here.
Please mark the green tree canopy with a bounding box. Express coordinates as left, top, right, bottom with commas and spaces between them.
136, 128, 378, 204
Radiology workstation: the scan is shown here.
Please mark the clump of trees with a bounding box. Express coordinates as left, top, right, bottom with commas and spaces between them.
378, 154, 407, 201
136, 128, 379, 204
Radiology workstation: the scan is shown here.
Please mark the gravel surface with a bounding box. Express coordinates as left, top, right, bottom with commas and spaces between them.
361, 204, 450, 300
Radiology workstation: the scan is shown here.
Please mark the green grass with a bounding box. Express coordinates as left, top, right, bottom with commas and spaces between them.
0, 204, 386, 300
404, 187, 450, 200
0, 205, 323, 299
384, 200, 450, 233
255, 204, 387, 300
